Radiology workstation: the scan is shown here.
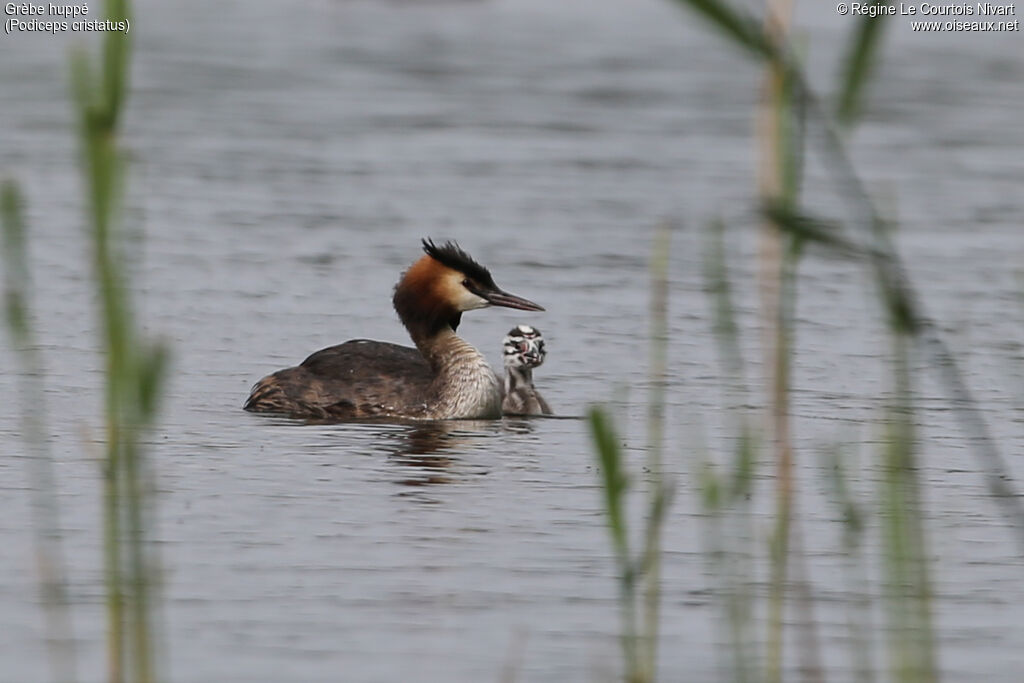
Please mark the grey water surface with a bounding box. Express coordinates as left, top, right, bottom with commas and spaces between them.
2, 0, 1023, 681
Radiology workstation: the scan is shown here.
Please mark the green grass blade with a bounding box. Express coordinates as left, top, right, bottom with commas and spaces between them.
137, 342, 170, 421
836, 2, 890, 127
764, 203, 920, 335
669, 0, 774, 59
2, 182, 79, 682
638, 224, 672, 682
2, 182, 29, 342
71, 1, 164, 681
588, 405, 640, 679
101, 0, 131, 126
762, 202, 851, 253
703, 218, 746, 386
881, 335, 937, 683
588, 406, 630, 561
823, 443, 875, 683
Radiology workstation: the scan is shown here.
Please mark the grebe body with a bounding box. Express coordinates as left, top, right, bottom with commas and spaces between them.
501, 325, 552, 416
245, 240, 543, 420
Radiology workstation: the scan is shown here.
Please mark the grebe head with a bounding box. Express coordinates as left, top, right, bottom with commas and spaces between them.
503, 324, 546, 370
394, 239, 544, 336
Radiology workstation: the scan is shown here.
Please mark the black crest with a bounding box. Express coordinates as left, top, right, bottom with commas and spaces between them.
507, 324, 541, 339
422, 239, 496, 288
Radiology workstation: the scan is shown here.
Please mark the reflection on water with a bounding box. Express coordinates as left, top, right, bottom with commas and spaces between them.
382, 419, 539, 487
386, 421, 503, 487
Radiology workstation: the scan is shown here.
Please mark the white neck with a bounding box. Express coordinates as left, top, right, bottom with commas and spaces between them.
424, 328, 502, 419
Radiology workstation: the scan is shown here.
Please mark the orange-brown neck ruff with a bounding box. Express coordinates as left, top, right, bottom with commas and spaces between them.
392, 255, 463, 343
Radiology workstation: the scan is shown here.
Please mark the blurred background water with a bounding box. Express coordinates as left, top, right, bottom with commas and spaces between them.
1, 0, 1023, 681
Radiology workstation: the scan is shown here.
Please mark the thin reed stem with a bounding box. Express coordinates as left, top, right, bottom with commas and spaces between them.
881, 334, 937, 683
756, 2, 806, 680
70, 1, 164, 681
639, 224, 672, 681
589, 226, 675, 683
2, 182, 78, 683
823, 444, 876, 683
702, 218, 761, 683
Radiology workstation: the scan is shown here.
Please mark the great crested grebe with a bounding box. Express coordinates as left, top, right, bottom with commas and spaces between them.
244, 239, 544, 420
501, 324, 552, 416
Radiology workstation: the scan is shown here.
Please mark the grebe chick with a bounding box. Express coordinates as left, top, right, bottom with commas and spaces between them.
245, 240, 544, 420
501, 324, 552, 416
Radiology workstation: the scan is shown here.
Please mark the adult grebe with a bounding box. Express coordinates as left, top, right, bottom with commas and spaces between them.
244, 239, 544, 420
501, 324, 552, 416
